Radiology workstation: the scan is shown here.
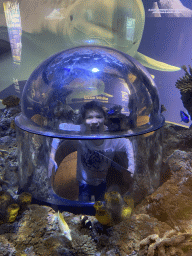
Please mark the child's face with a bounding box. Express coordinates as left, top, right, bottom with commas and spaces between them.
84, 109, 105, 133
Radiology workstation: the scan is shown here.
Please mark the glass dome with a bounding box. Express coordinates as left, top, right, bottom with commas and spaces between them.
15, 45, 164, 139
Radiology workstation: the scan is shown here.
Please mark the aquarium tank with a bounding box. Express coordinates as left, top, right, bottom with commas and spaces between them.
15, 45, 165, 210
0, 0, 192, 127
1, 0, 191, 211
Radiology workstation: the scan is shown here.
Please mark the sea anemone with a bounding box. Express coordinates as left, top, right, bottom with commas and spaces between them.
71, 233, 97, 255
175, 64, 192, 120
175, 65, 192, 93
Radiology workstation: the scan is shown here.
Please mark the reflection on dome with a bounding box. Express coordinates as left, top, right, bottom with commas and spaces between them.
15, 45, 164, 139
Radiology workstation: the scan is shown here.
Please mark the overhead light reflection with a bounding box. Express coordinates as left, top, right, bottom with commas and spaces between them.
92, 68, 99, 73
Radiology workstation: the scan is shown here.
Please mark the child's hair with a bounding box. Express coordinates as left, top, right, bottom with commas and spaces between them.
80, 101, 106, 120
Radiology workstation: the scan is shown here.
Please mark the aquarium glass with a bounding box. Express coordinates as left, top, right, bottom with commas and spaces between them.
15, 45, 164, 139
0, 0, 192, 126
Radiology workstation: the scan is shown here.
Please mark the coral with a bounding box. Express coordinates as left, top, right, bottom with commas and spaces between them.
175, 65, 192, 93
71, 232, 97, 256
139, 230, 192, 256
2, 95, 20, 108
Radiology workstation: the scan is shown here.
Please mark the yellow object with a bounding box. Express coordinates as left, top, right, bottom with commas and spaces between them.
122, 194, 134, 220
65, 0, 180, 72
165, 121, 189, 129
105, 191, 124, 225
128, 73, 137, 84
94, 201, 112, 226
57, 211, 72, 241
121, 206, 132, 219
18, 192, 32, 205
31, 114, 48, 127
7, 204, 20, 222
94, 192, 135, 226
143, 131, 155, 138
0, 191, 12, 209
136, 115, 149, 127
104, 191, 123, 204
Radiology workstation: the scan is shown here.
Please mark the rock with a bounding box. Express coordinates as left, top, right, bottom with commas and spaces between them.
132, 128, 163, 204
0, 191, 14, 223
162, 123, 192, 160
0, 236, 16, 255
4, 166, 19, 187
14, 204, 74, 255
110, 213, 172, 255
2, 95, 20, 108
135, 150, 192, 233
138, 230, 192, 256
18, 192, 32, 212
0, 136, 12, 144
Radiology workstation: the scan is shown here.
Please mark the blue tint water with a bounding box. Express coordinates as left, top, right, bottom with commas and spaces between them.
180, 0, 192, 9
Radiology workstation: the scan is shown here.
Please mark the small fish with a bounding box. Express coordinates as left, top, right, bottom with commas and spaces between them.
80, 215, 92, 230
104, 191, 124, 225
94, 191, 134, 226
180, 110, 189, 123
107, 105, 122, 116
122, 194, 134, 220
57, 211, 72, 241
107, 109, 115, 115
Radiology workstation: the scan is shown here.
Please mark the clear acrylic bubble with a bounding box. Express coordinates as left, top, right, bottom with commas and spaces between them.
15, 45, 164, 139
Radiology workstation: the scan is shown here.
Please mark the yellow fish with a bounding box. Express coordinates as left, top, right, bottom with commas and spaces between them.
57, 211, 72, 241
105, 191, 124, 225
122, 193, 134, 220
94, 201, 112, 226
94, 191, 134, 226
121, 206, 132, 220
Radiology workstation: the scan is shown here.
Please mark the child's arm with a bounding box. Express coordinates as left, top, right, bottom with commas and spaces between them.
125, 139, 135, 177
48, 138, 60, 178
115, 138, 135, 177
